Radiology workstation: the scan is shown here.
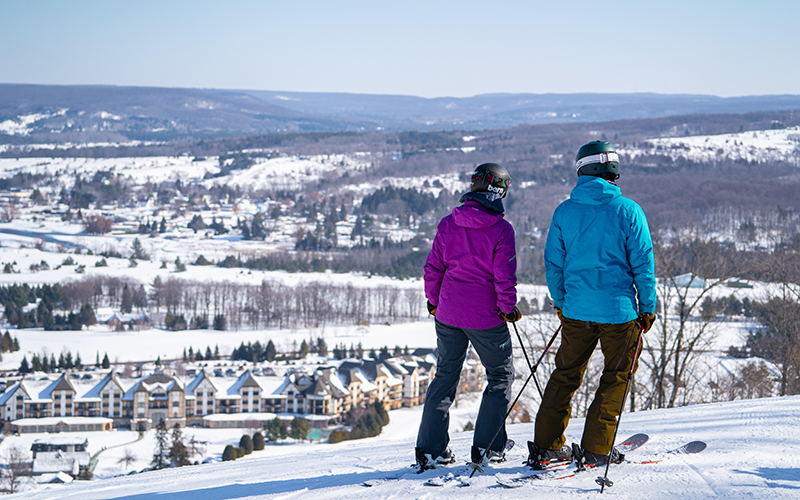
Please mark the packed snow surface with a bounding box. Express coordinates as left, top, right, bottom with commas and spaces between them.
10, 394, 800, 499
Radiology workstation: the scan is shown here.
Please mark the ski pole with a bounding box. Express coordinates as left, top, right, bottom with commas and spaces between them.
511, 320, 553, 399
596, 325, 644, 493
468, 323, 561, 478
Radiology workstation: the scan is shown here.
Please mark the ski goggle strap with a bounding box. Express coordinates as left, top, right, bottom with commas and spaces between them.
575, 151, 619, 172
471, 170, 512, 188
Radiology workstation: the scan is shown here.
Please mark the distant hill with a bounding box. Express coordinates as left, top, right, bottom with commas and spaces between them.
243, 90, 800, 131
0, 84, 368, 143
1, 83, 800, 143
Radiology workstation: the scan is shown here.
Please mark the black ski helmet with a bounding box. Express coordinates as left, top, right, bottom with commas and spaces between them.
470, 163, 512, 198
575, 140, 620, 180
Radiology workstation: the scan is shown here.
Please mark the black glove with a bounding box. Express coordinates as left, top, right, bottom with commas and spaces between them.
555, 307, 564, 323
426, 300, 437, 315
636, 313, 656, 333
500, 306, 522, 323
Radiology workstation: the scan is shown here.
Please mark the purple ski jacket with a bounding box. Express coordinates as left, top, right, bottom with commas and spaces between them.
424, 200, 517, 329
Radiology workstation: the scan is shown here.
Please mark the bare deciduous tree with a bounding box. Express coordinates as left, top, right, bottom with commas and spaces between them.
1, 445, 31, 494
117, 448, 137, 471
643, 226, 743, 409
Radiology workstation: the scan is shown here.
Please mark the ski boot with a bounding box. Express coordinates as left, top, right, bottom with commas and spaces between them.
525, 441, 573, 470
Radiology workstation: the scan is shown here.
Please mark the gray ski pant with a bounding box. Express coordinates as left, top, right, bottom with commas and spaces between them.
416, 319, 515, 457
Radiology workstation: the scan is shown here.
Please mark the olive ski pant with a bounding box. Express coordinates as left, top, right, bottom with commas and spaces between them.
534, 316, 640, 455
416, 319, 515, 458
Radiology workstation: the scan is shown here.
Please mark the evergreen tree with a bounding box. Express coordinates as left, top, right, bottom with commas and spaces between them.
102, 352, 111, 369
251, 212, 266, 240
152, 419, 170, 469
266, 417, 287, 441
169, 424, 189, 466
159, 217, 167, 233
317, 338, 328, 357
95, 351, 101, 368
298, 339, 309, 358
373, 400, 390, 426
290, 417, 308, 441
175, 257, 186, 272
205, 346, 213, 360
187, 214, 207, 233
351, 215, 363, 243
209, 217, 227, 235
75, 352, 83, 370
121, 284, 133, 313
19, 356, 30, 373
213, 314, 226, 331
79, 304, 96, 326
239, 218, 251, 240
42, 308, 54, 330
31, 354, 41, 372
265, 340, 277, 362
131, 237, 148, 260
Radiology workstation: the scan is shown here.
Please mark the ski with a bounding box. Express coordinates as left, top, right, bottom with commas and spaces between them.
361, 466, 418, 487
594, 440, 707, 488
424, 439, 516, 487
423, 472, 471, 487
362, 463, 445, 487
496, 433, 649, 488
498, 437, 706, 488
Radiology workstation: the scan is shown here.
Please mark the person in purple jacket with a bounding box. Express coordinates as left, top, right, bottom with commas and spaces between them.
415, 162, 521, 471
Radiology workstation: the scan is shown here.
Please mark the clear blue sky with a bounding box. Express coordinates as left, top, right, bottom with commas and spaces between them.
1, 0, 797, 98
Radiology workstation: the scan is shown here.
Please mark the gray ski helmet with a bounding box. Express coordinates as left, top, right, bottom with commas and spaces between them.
575, 140, 620, 179
470, 163, 512, 198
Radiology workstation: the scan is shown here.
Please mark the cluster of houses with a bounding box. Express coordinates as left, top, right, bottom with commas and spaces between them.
1, 351, 486, 434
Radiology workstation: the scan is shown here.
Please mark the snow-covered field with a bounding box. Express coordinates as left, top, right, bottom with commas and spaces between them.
8, 391, 800, 499
623, 126, 800, 165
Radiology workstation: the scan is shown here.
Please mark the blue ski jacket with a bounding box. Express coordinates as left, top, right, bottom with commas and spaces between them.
544, 176, 656, 324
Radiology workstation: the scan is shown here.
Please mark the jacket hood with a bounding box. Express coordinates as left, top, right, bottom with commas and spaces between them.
570, 176, 621, 205
452, 200, 506, 229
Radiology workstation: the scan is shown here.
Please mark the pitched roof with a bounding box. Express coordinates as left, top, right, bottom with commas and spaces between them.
82, 371, 126, 399
227, 370, 263, 396
51, 373, 76, 393
185, 369, 221, 394
0, 381, 23, 405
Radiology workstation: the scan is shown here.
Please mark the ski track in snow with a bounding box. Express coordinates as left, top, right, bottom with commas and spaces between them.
11, 394, 800, 499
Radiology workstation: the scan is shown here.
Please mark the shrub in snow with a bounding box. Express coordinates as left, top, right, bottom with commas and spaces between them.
239, 435, 253, 455
253, 432, 265, 451
222, 445, 237, 462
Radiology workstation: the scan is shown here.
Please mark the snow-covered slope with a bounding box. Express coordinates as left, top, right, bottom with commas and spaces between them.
623, 126, 800, 165
12, 394, 800, 499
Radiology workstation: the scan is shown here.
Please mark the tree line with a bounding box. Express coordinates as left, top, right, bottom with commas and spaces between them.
2, 275, 425, 332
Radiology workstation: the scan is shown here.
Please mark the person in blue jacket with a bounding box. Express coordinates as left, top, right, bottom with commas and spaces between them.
527, 140, 657, 471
